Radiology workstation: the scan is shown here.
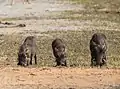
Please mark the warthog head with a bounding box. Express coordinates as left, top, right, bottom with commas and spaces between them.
17, 45, 30, 67
54, 45, 67, 66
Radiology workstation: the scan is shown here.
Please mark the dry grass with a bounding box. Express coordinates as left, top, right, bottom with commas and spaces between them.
0, 30, 120, 68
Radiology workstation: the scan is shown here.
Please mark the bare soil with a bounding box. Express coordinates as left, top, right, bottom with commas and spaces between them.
0, 67, 120, 89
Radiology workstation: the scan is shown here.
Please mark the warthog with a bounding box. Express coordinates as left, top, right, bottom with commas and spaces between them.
52, 38, 67, 66
17, 36, 37, 66
90, 33, 107, 68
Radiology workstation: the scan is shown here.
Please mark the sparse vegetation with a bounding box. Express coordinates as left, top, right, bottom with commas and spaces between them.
69, 0, 120, 10
0, 30, 120, 68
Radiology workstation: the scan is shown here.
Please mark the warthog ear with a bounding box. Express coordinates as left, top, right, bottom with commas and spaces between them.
91, 41, 97, 46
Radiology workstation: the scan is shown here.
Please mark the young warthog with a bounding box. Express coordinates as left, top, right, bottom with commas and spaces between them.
90, 33, 107, 68
17, 36, 37, 66
52, 38, 67, 66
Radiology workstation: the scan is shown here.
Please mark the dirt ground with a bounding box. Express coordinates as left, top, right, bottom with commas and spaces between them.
0, 0, 120, 89
0, 66, 120, 89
